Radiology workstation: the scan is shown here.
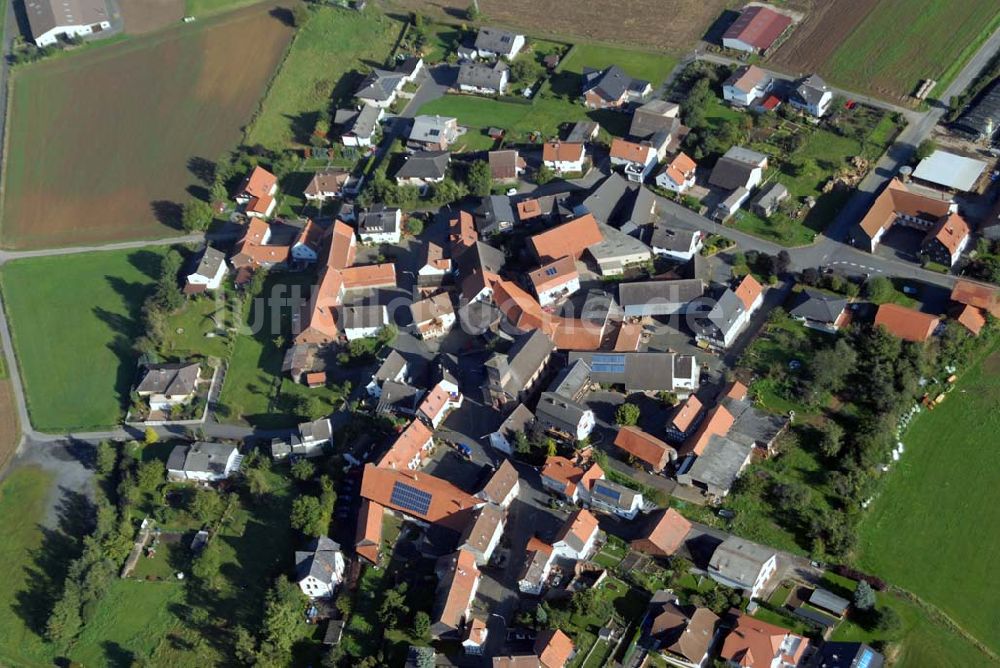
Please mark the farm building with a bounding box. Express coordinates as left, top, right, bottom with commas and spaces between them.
26, 0, 111, 47
722, 5, 792, 54
953, 77, 1000, 142
912, 150, 988, 192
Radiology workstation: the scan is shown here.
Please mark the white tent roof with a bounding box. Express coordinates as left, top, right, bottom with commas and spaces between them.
913, 150, 988, 192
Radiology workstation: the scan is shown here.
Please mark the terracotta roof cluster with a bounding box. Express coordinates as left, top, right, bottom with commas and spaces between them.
529, 255, 579, 294
489, 277, 605, 350
671, 395, 703, 432
610, 137, 655, 164
295, 220, 396, 343
874, 303, 940, 342
535, 629, 575, 668
478, 459, 519, 505
239, 165, 277, 199
720, 613, 809, 667
542, 141, 585, 163
450, 211, 479, 256
614, 426, 676, 472
926, 213, 971, 255
727, 64, 770, 93
660, 152, 697, 186
951, 279, 1000, 317
434, 549, 481, 632
231, 218, 291, 269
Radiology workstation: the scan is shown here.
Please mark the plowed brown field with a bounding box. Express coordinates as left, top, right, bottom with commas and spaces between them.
394, 0, 726, 51
767, 0, 878, 76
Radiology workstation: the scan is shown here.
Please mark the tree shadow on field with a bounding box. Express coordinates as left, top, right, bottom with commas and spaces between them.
151, 200, 183, 230
269, 6, 294, 27
126, 249, 166, 281
187, 157, 216, 186
13, 489, 94, 637
187, 185, 210, 202
101, 641, 137, 668
287, 110, 319, 146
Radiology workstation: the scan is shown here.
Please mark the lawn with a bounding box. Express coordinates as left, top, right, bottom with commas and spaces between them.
244, 5, 401, 149
0, 380, 18, 471
158, 294, 233, 360
0, 466, 63, 667
825, 0, 1000, 100
559, 43, 678, 86
217, 272, 348, 427
856, 346, 1000, 655
0, 248, 170, 431
1, 3, 294, 249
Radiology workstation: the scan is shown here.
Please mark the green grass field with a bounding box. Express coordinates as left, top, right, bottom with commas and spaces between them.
857, 346, 1000, 655
560, 43, 678, 86
0, 248, 170, 431
825, 0, 1000, 99
244, 6, 401, 149
159, 295, 232, 360
1, 4, 294, 249
0, 467, 61, 667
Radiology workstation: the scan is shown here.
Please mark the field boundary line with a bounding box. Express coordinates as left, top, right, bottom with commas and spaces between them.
888, 586, 1000, 662
241, 4, 305, 145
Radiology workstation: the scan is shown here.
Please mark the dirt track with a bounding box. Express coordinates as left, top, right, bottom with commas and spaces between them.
394, 0, 727, 51
766, 0, 879, 76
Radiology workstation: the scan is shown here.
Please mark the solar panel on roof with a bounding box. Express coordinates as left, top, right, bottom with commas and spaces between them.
857, 649, 876, 668
390, 481, 432, 516
591, 353, 626, 374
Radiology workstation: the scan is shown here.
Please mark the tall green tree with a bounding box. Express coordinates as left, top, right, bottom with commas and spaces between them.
182, 198, 213, 232
466, 160, 493, 197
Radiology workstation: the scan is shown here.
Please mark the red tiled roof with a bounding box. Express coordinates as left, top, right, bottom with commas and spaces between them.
554, 508, 599, 551
614, 426, 675, 472
724, 381, 748, 402
610, 137, 655, 164
671, 395, 703, 432
435, 549, 481, 631
681, 405, 734, 457
535, 629, 575, 668
530, 214, 603, 261
951, 279, 1000, 317
529, 256, 579, 294
954, 304, 986, 335
541, 456, 604, 497
631, 508, 692, 557
874, 303, 940, 342
329, 220, 357, 270
239, 165, 277, 199
925, 213, 970, 255
542, 141, 585, 163
728, 65, 769, 93
661, 152, 697, 186
614, 322, 643, 351
360, 464, 480, 532
721, 613, 809, 667
723, 6, 793, 50
859, 178, 952, 240
517, 198, 543, 221
734, 274, 763, 311
378, 419, 434, 470
450, 211, 478, 253
355, 499, 383, 564
419, 383, 453, 421
340, 263, 396, 289
295, 219, 326, 252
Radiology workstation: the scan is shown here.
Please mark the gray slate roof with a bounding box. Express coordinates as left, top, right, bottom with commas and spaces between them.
650, 225, 699, 252
194, 247, 226, 278
395, 151, 451, 180
590, 478, 639, 511
708, 534, 775, 587
547, 358, 591, 400
340, 304, 387, 330
168, 442, 237, 475
475, 195, 516, 235
685, 434, 753, 495
374, 349, 408, 383
588, 223, 652, 265
410, 115, 458, 144
751, 181, 788, 212
535, 392, 590, 434
494, 403, 535, 441
618, 279, 704, 309
692, 289, 744, 340
582, 65, 648, 102
295, 536, 342, 583
336, 104, 382, 138
377, 380, 423, 415
567, 351, 696, 392
788, 288, 847, 324
486, 329, 554, 397
356, 69, 405, 102
474, 27, 521, 54
457, 61, 508, 90
136, 362, 200, 396
629, 100, 682, 139
791, 74, 829, 107
581, 173, 630, 224
359, 204, 400, 234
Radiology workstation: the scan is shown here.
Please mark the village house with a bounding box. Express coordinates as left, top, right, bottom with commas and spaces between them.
303, 168, 362, 203
489, 149, 525, 183
409, 115, 460, 151
418, 241, 451, 283
874, 303, 940, 342
750, 182, 789, 217
295, 536, 345, 599
270, 417, 333, 460
542, 141, 587, 175
488, 404, 535, 455
484, 329, 555, 408
655, 152, 698, 193
551, 508, 600, 560
692, 274, 764, 349
535, 629, 576, 668
567, 120, 601, 143
707, 536, 777, 599
666, 394, 704, 442
856, 178, 956, 253
136, 361, 200, 412
950, 279, 1000, 336
630, 508, 692, 558
334, 105, 384, 147
530, 213, 604, 262
719, 613, 809, 668
291, 219, 326, 263
475, 194, 517, 235
650, 225, 704, 261
568, 351, 701, 395
788, 289, 850, 333
921, 213, 971, 267
722, 5, 793, 54
376, 380, 423, 419
529, 255, 580, 307
184, 246, 227, 294
476, 459, 520, 509
359, 465, 482, 533
417, 380, 463, 428
394, 150, 451, 190
463, 618, 489, 656
581, 65, 651, 109
355, 68, 407, 108
614, 426, 678, 473
723, 65, 773, 107
590, 478, 644, 519
339, 304, 388, 341
457, 60, 509, 95
410, 292, 457, 339
676, 433, 754, 498
355, 499, 384, 565
166, 442, 241, 482
457, 504, 505, 565
234, 166, 278, 219
618, 278, 705, 317
610, 137, 659, 182
789, 73, 833, 117
630, 99, 682, 140
473, 26, 526, 59
709, 146, 768, 193
431, 549, 482, 638
518, 536, 555, 595
645, 590, 719, 668
230, 218, 291, 271
535, 392, 595, 442
358, 204, 402, 244
540, 454, 604, 503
